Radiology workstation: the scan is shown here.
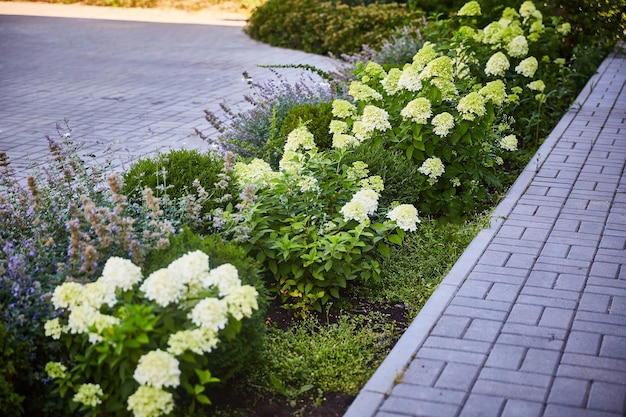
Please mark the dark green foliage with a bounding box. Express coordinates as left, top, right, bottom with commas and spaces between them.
0, 323, 26, 417
143, 228, 268, 383
261, 102, 334, 167
121, 148, 235, 212
245, 0, 425, 56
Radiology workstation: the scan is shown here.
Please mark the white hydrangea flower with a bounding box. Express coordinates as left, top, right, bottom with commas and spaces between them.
189, 298, 229, 332
297, 175, 319, 193
457, 92, 487, 120
134, 350, 180, 389
418, 157, 445, 180
66, 305, 98, 334
73, 383, 103, 408
203, 263, 241, 296
84, 280, 117, 309
507, 35, 529, 58
387, 204, 420, 232
332, 133, 360, 150
527, 80, 546, 92
499, 134, 518, 151
234, 158, 278, 189
457, 0, 481, 16
420, 56, 454, 81
224, 285, 259, 321
332, 99, 357, 118
340, 200, 370, 225
381, 67, 402, 95
361, 105, 391, 132
485, 52, 510, 77
127, 385, 174, 417
329, 120, 348, 135
51, 281, 84, 310
401, 97, 432, 124
352, 120, 373, 142
140, 268, 183, 307
100, 257, 143, 292
167, 328, 220, 356
431, 112, 455, 137
515, 56, 539, 77
284, 126, 316, 153
397, 65, 423, 92
348, 81, 383, 102
412, 42, 438, 70
352, 189, 380, 215
44, 318, 66, 340
479, 80, 507, 106
279, 150, 305, 174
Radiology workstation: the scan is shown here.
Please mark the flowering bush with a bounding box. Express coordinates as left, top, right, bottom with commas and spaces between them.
45, 251, 259, 417
327, 0, 577, 216
214, 125, 419, 313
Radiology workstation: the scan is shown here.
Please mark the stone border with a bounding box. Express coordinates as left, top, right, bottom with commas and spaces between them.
343, 48, 613, 417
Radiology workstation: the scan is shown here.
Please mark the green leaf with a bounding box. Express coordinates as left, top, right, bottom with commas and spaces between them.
377, 242, 391, 259
196, 394, 212, 405
388, 233, 403, 246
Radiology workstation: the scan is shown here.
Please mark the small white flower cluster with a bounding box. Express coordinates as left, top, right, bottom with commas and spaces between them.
418, 157, 446, 181
340, 188, 381, 226
387, 204, 421, 232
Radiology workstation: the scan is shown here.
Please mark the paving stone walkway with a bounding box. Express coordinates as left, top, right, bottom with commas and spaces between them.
0, 3, 337, 178
345, 46, 626, 417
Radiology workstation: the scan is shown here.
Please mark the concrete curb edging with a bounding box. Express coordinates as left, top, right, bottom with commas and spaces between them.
342, 49, 612, 417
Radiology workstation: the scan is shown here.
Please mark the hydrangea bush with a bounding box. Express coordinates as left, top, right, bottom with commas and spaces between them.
214, 125, 419, 313
328, 0, 574, 216
45, 251, 259, 417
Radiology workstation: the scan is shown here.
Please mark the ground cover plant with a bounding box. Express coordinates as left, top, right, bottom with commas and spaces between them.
1, 0, 623, 416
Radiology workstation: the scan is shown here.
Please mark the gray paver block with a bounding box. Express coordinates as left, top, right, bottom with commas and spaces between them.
562, 352, 626, 373
484, 344, 526, 370
553, 273, 587, 292
431, 315, 471, 339
424, 336, 492, 355
457, 280, 493, 299
473, 379, 547, 402
520, 348, 561, 374
539, 307, 575, 329
401, 358, 446, 387
587, 381, 626, 413
508, 304, 544, 325
600, 335, 626, 359
450, 296, 512, 313
609, 296, 626, 315
458, 394, 504, 417
435, 362, 480, 391
578, 293, 612, 313
565, 331, 602, 355
547, 376, 590, 407
417, 347, 486, 366
479, 367, 551, 388
525, 270, 559, 288
486, 283, 521, 303
390, 383, 466, 404
544, 404, 623, 417
379, 396, 459, 417
501, 400, 544, 417
463, 319, 502, 343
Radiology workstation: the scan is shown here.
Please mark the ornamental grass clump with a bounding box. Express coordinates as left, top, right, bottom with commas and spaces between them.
213, 125, 419, 314
45, 251, 259, 417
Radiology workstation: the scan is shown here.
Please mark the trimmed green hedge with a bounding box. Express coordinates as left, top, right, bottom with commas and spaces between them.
245, 0, 424, 56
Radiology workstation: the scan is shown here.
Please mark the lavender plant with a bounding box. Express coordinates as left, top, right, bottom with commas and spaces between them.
196, 67, 344, 157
